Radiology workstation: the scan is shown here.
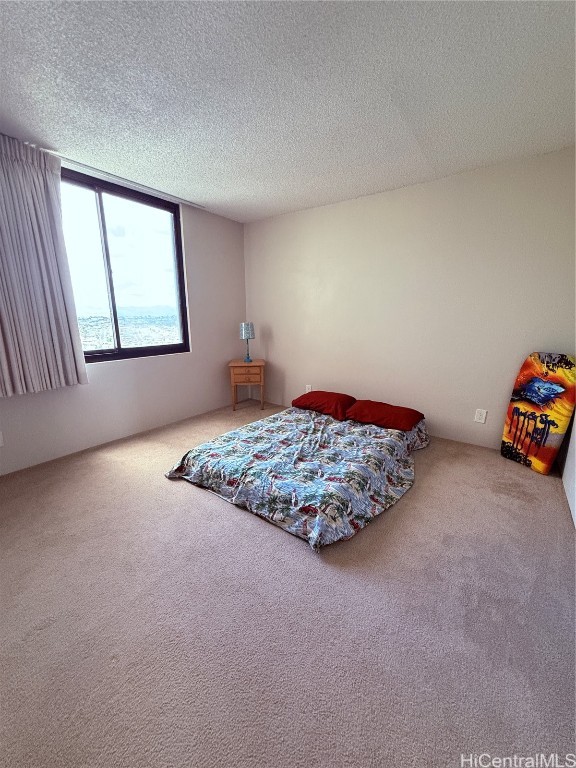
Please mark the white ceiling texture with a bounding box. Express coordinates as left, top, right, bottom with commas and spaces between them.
0, 1, 573, 222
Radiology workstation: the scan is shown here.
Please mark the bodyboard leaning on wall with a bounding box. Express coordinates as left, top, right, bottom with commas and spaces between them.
501, 352, 575, 475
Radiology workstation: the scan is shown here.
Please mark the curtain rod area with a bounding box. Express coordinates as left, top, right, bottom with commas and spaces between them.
0, 132, 204, 211
48, 151, 206, 210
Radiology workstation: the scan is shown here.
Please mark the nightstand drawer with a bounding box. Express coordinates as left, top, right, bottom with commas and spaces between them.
233, 373, 262, 384
229, 358, 266, 411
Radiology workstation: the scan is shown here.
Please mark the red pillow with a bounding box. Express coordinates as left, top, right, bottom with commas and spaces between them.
346, 400, 424, 431
292, 391, 356, 421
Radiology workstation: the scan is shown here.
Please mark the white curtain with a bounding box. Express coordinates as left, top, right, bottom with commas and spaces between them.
0, 133, 87, 397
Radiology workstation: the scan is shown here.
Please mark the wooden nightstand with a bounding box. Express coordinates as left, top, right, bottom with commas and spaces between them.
229, 359, 266, 411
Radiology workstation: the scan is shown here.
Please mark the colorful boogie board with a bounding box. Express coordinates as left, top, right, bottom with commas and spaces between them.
501, 352, 575, 475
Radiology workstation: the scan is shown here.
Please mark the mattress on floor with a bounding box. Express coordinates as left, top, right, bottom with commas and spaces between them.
166, 407, 429, 550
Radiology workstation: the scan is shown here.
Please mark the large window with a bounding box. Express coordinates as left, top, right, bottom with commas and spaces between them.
60, 169, 189, 362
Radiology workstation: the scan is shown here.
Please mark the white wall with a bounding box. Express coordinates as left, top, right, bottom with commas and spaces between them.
561, 427, 575, 525
2, 148, 574, 477
0, 205, 245, 475
244, 148, 575, 450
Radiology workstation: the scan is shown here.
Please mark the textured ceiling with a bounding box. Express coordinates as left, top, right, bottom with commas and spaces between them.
0, 1, 574, 222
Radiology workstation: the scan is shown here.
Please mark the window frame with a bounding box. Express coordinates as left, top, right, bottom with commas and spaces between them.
61, 168, 190, 363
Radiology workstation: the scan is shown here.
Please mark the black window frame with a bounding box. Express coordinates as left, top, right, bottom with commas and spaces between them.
61, 168, 190, 363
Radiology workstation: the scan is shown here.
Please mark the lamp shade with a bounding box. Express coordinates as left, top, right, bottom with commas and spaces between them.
239, 322, 255, 340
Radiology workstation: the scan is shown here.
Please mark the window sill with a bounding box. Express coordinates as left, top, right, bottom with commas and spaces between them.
84, 343, 190, 363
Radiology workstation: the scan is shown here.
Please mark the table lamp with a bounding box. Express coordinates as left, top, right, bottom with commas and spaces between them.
239, 322, 255, 363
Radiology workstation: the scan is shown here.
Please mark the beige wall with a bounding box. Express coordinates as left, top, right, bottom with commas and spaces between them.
245, 148, 575, 449
1, 148, 574, 475
562, 428, 575, 524
0, 205, 246, 475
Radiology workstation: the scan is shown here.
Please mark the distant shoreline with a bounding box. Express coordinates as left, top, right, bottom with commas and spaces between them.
78, 314, 181, 350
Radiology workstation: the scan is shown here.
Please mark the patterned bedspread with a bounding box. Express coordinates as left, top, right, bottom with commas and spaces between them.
166, 407, 429, 550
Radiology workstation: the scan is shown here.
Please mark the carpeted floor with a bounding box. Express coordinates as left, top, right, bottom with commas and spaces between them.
1, 401, 574, 768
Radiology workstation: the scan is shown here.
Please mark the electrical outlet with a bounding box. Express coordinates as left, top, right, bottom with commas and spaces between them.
305, 384, 312, 393
0, 430, 4, 447
474, 409, 487, 424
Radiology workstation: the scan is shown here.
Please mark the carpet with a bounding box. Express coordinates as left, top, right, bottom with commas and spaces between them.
1, 401, 574, 768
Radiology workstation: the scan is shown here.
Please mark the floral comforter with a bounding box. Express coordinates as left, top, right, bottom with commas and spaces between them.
166, 407, 429, 550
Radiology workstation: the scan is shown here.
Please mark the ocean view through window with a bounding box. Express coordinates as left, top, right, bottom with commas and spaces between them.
60, 169, 189, 361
